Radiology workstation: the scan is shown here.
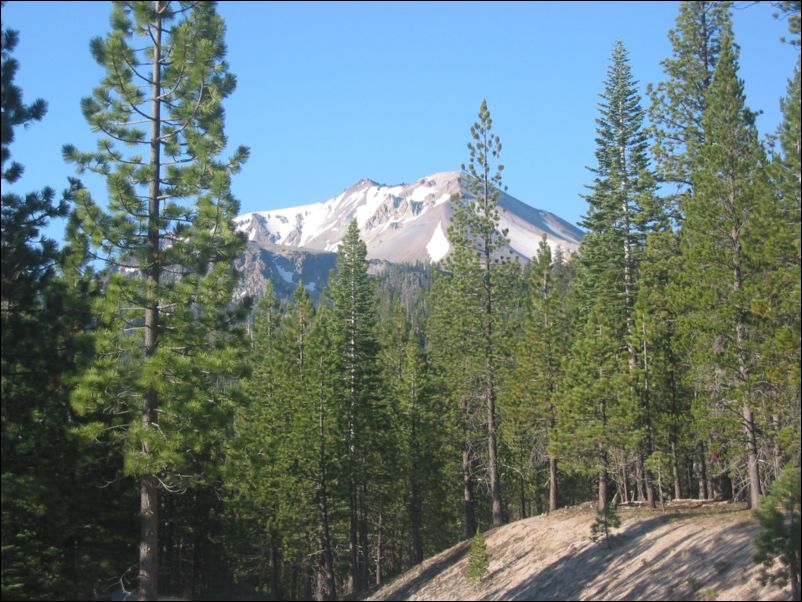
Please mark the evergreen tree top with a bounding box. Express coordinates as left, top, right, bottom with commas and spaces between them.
1, 18, 47, 184
448, 99, 512, 268
648, 0, 733, 195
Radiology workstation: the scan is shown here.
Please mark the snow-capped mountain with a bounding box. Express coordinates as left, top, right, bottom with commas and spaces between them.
234, 171, 583, 265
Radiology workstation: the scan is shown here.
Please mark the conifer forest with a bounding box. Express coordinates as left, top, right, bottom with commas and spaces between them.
1, 1, 800, 601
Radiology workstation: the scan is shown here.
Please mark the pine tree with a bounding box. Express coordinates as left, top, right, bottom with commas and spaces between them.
445, 99, 518, 529
552, 308, 639, 512
579, 40, 656, 327
574, 40, 658, 506
646, 1, 735, 502
753, 462, 801, 601
631, 230, 692, 500
648, 0, 733, 217
428, 269, 481, 539
758, 59, 802, 472
467, 529, 489, 582
503, 235, 570, 513
1, 8, 68, 430
394, 324, 453, 565
590, 502, 621, 549
681, 32, 773, 509
773, 0, 801, 46
329, 220, 381, 595
373, 297, 413, 581
306, 299, 339, 600
0, 13, 94, 598
63, 3, 248, 598
223, 282, 291, 598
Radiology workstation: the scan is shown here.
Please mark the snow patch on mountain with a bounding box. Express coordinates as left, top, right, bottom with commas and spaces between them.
426, 221, 450, 262
275, 261, 294, 283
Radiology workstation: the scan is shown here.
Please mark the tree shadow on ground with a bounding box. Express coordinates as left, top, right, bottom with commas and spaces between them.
369, 540, 471, 601
487, 515, 757, 601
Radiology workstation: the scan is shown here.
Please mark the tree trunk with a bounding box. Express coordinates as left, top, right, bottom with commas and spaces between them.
743, 403, 761, 508
635, 457, 645, 503
317, 354, 336, 600
348, 494, 357, 595
359, 489, 369, 591
599, 467, 608, 512
732, 225, 761, 508
347, 267, 359, 596
487, 381, 503, 527
621, 464, 630, 504
139, 475, 159, 602
671, 438, 683, 500
375, 507, 383, 586
696, 442, 709, 499
410, 378, 423, 565
598, 445, 609, 512
548, 456, 558, 512
480, 160, 503, 529
485, 330, 503, 526
270, 540, 282, 601
139, 5, 163, 600
191, 495, 207, 600
319, 492, 336, 601
410, 477, 423, 564
643, 456, 656, 508
161, 497, 172, 594
771, 414, 783, 481
462, 443, 476, 539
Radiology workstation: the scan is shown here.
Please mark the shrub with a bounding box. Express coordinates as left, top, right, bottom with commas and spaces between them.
753, 463, 800, 601
590, 503, 621, 548
467, 529, 489, 582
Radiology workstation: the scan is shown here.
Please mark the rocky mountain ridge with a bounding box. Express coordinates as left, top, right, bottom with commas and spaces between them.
233, 171, 584, 300
235, 171, 583, 264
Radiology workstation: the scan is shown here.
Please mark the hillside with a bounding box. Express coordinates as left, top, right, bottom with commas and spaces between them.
366, 503, 791, 602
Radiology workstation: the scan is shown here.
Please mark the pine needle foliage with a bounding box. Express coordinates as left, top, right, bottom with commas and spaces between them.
64, 2, 249, 597
590, 503, 621, 549
467, 529, 490, 582
753, 463, 801, 601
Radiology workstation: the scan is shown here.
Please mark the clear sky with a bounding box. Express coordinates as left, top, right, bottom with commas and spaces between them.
4, 1, 799, 244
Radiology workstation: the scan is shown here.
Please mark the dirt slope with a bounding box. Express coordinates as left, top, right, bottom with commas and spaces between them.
367, 502, 792, 601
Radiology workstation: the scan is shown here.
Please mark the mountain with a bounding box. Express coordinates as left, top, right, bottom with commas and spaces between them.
234, 241, 337, 302
234, 171, 583, 265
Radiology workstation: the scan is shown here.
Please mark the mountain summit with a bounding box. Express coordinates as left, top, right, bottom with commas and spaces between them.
235, 171, 583, 264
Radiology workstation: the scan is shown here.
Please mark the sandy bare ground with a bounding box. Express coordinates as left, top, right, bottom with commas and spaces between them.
366, 502, 792, 601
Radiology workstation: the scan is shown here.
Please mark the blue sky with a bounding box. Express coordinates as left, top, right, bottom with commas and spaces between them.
4, 1, 799, 244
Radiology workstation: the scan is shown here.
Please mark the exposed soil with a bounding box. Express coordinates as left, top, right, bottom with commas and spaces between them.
366, 501, 792, 601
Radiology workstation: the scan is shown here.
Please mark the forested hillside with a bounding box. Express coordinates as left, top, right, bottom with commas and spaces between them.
1, 2, 799, 601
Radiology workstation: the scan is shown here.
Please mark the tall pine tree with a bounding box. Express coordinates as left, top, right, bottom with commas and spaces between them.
574, 40, 658, 506
64, 3, 248, 598
646, 0, 734, 500
444, 99, 518, 528
330, 220, 381, 595
758, 58, 801, 472
681, 32, 773, 508
503, 235, 570, 513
